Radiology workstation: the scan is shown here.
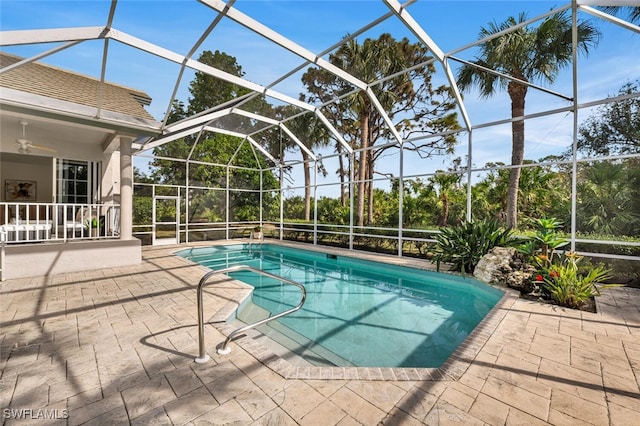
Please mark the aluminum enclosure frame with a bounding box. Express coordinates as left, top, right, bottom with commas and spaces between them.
1, 0, 639, 264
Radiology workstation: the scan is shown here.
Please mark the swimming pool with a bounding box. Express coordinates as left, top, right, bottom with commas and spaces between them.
177, 243, 503, 368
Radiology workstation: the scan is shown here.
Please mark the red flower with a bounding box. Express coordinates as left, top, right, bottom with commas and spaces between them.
536, 274, 543, 281
550, 270, 559, 278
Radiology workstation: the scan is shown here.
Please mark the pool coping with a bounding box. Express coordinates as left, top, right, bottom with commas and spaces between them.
177, 239, 521, 381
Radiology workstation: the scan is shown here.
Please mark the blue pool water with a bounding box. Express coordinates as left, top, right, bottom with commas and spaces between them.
177, 244, 503, 368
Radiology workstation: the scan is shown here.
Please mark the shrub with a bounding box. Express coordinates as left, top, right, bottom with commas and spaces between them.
519, 218, 569, 267
541, 252, 616, 309
432, 219, 520, 273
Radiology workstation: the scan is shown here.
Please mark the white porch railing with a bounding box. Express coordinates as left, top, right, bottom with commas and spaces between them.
0, 228, 5, 281
0, 202, 120, 244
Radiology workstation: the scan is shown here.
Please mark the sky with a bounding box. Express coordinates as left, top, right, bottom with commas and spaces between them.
1, 0, 639, 195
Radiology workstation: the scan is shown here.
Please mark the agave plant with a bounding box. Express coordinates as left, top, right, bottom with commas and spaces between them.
533, 218, 569, 258
519, 217, 569, 270
432, 219, 520, 273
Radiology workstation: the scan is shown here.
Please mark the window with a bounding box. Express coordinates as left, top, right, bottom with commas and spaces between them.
56, 159, 101, 204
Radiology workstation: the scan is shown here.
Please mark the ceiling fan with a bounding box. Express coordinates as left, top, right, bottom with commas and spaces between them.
16, 120, 57, 154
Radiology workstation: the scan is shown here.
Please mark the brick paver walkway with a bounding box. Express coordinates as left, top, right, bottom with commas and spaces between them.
1, 243, 638, 425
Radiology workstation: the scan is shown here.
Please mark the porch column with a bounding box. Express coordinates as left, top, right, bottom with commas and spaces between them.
120, 137, 134, 240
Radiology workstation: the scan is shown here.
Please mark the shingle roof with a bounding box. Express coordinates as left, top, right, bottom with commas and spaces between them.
0, 52, 155, 121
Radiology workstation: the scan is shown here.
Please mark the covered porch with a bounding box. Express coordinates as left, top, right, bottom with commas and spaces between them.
0, 52, 160, 280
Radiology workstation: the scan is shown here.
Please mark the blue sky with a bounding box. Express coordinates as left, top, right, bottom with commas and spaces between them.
2, 1, 639, 191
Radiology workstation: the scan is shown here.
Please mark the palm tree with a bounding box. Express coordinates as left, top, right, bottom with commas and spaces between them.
577, 162, 639, 236
428, 171, 463, 227
335, 38, 389, 228
457, 11, 599, 229
284, 110, 331, 221
303, 34, 459, 228
302, 38, 382, 228
601, 6, 640, 24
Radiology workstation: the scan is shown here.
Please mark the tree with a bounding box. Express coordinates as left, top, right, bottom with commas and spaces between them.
153, 50, 276, 181
428, 171, 464, 227
132, 167, 154, 227
395, 178, 437, 228
303, 33, 459, 227
577, 161, 639, 236
474, 160, 571, 227
275, 105, 331, 221
600, 6, 640, 24
186, 50, 246, 115
426, 158, 466, 227
516, 160, 569, 225
571, 80, 640, 237
150, 50, 279, 222
457, 11, 599, 229
575, 81, 640, 156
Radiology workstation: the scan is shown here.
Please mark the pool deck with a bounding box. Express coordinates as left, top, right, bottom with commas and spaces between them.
1, 241, 639, 425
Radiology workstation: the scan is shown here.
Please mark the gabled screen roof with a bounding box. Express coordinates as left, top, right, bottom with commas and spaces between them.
1, 0, 639, 166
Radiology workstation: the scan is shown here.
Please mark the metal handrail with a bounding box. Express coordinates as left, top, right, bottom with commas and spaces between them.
195, 264, 306, 363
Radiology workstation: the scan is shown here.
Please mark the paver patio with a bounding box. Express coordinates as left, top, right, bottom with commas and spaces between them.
1, 242, 639, 425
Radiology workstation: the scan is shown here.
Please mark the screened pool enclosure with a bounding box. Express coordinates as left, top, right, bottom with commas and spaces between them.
1, 1, 639, 270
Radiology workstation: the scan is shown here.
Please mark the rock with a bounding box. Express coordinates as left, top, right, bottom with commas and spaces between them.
474, 246, 536, 291
474, 247, 516, 284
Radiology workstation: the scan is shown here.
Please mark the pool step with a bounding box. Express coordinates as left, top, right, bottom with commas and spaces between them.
186, 251, 260, 269
201, 257, 257, 269
234, 303, 354, 367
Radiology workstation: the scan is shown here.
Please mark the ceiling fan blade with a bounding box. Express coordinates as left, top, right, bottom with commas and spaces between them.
15, 121, 56, 154
16, 138, 56, 154
32, 144, 57, 153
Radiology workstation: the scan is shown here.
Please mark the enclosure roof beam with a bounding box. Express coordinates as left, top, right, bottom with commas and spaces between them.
222, 1, 400, 152
228, 138, 248, 166
362, 87, 402, 145
134, 127, 197, 153
446, 5, 569, 57
199, 0, 369, 91
313, 110, 353, 154
0, 27, 107, 46
382, 0, 444, 61
0, 41, 83, 75
108, 29, 316, 112
279, 123, 317, 161
186, 125, 216, 162
579, 4, 640, 34
162, 92, 259, 134
442, 59, 472, 129
160, 0, 237, 129
164, 109, 233, 134
261, 0, 416, 94
0, 25, 317, 114
382, 0, 473, 129
449, 56, 574, 102
231, 108, 280, 126
202, 125, 247, 139
247, 136, 278, 165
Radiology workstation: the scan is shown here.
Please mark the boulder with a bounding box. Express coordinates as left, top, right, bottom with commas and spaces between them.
474, 246, 536, 291
474, 247, 515, 284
